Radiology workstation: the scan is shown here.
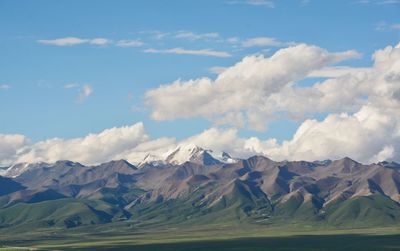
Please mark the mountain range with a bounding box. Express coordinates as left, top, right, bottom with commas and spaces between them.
0, 145, 400, 230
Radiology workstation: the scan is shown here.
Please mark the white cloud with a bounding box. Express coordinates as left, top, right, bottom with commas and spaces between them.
261, 106, 400, 163
142, 41, 400, 163
226, 0, 275, 7
0, 124, 244, 166
38, 37, 111, 46
143, 48, 231, 58
0, 134, 30, 166
4, 41, 400, 165
2, 83, 400, 167
89, 38, 111, 45
38, 37, 141, 47
64, 83, 79, 89
78, 85, 93, 102
174, 31, 220, 41
145, 43, 360, 130
308, 66, 369, 78
12, 123, 150, 166
64, 84, 93, 102
116, 39, 144, 47
37, 37, 89, 46
242, 37, 285, 47
238, 42, 400, 163
0, 84, 10, 90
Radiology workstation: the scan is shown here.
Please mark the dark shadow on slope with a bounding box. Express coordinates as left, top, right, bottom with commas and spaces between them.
69, 234, 400, 251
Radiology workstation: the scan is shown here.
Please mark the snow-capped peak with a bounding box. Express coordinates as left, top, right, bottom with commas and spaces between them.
164, 144, 238, 165
2, 162, 47, 178
165, 144, 204, 165
137, 153, 167, 167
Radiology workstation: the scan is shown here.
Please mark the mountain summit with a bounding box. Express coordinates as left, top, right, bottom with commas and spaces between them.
164, 144, 237, 165
137, 144, 238, 167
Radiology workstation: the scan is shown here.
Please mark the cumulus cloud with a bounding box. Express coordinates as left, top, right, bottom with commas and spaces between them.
238, 42, 400, 163
1, 98, 400, 167
140, 42, 400, 163
143, 48, 231, 57
308, 66, 369, 78
3, 42, 400, 165
145, 43, 360, 130
11, 123, 150, 166
0, 134, 30, 166
0, 124, 239, 166
261, 105, 400, 163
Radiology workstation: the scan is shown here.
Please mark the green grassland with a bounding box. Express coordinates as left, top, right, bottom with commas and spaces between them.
1, 191, 400, 250
1, 221, 400, 250
0, 194, 400, 250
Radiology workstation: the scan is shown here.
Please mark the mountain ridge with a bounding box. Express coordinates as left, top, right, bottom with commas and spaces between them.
0, 146, 399, 230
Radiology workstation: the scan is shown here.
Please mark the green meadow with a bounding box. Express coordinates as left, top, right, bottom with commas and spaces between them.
1, 222, 399, 251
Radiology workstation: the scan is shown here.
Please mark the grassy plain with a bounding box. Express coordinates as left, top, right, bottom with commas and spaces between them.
1, 222, 399, 251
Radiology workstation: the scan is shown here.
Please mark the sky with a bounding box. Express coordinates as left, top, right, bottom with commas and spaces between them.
1, 0, 400, 166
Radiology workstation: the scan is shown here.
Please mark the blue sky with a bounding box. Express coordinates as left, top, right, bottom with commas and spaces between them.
0, 0, 399, 144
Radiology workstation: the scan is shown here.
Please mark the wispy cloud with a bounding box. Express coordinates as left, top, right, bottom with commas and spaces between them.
174, 31, 220, 41
375, 21, 388, 31
116, 39, 144, 47
355, 0, 400, 4
64, 83, 79, 89
226, 37, 240, 44
241, 37, 285, 47
89, 38, 110, 45
391, 23, 400, 30
139, 30, 170, 40
375, 21, 400, 31
64, 83, 93, 102
140, 30, 220, 42
0, 84, 10, 90
38, 37, 111, 46
226, 0, 275, 7
38, 37, 143, 47
209, 66, 228, 74
144, 47, 231, 58
78, 85, 93, 103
